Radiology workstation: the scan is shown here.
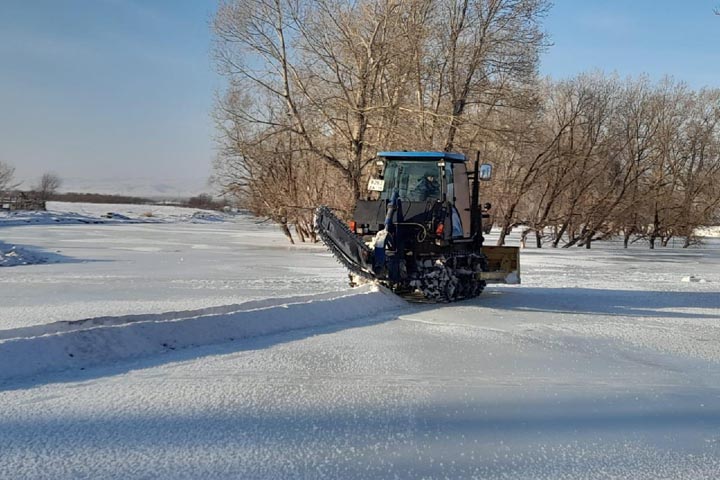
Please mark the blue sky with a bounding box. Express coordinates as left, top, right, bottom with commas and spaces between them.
0, 0, 218, 189
541, 0, 720, 87
0, 0, 719, 192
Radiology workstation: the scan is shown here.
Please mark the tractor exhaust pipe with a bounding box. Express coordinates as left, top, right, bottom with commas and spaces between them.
470, 151, 482, 246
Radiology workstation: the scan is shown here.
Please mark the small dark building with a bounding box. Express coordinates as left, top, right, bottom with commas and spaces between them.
0, 191, 46, 211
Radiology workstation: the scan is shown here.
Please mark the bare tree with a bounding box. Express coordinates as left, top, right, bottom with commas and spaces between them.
212, 1, 720, 248
486, 74, 720, 250
213, 0, 550, 241
399, 0, 549, 151
35, 172, 62, 203
0, 161, 18, 194
213, 0, 421, 199
652, 88, 720, 247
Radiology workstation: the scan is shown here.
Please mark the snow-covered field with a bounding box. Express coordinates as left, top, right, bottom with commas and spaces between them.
1, 203, 720, 479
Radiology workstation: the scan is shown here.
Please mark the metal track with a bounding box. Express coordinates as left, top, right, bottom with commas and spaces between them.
411, 253, 487, 302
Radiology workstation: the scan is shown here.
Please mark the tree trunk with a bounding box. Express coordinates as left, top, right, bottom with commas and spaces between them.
496, 203, 518, 246
623, 226, 635, 249
280, 221, 295, 244
520, 228, 531, 248
295, 223, 307, 243
552, 222, 569, 248
497, 225, 509, 246
649, 209, 659, 249
563, 237, 579, 248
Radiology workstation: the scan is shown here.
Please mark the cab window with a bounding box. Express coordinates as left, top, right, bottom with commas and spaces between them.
381, 161, 441, 202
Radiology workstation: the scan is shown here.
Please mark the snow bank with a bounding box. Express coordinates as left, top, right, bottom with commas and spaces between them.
0, 209, 113, 226
0, 242, 60, 267
0, 244, 37, 266
51, 202, 233, 224
0, 285, 406, 384
0, 201, 235, 226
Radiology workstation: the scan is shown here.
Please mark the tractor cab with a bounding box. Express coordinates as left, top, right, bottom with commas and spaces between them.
354, 151, 481, 240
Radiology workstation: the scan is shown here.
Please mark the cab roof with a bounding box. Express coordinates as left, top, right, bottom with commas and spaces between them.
377, 151, 467, 163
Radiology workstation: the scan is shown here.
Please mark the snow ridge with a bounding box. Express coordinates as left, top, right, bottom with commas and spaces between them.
0, 285, 407, 385
0, 242, 51, 267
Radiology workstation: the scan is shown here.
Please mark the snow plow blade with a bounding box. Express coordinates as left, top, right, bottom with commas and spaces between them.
478, 246, 520, 284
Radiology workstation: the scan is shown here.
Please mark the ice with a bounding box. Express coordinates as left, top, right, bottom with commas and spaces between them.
1, 204, 720, 479
0, 205, 346, 329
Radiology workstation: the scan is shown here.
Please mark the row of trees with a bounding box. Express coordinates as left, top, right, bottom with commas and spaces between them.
0, 161, 62, 206
212, 0, 549, 243
212, 0, 720, 247
487, 75, 720, 248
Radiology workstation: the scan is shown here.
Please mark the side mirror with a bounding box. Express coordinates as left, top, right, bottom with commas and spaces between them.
479, 163, 492, 181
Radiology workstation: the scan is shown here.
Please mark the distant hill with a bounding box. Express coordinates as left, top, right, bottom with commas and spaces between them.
56, 176, 212, 199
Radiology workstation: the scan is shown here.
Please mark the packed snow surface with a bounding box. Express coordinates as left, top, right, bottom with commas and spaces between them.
1, 203, 720, 479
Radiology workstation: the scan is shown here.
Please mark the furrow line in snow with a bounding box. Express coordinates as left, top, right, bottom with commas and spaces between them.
398, 316, 512, 334
0, 289, 373, 341
0, 285, 410, 386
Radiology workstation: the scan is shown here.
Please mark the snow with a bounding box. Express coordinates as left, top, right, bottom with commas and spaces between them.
1, 203, 720, 479
696, 225, 720, 238
0, 285, 405, 383
504, 270, 520, 284
0, 201, 232, 227
0, 241, 61, 267
0, 206, 344, 330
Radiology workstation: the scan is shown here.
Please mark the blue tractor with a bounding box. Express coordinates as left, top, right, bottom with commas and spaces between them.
315, 151, 519, 301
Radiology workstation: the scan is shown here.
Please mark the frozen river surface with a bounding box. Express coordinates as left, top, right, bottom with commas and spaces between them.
1, 204, 719, 479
